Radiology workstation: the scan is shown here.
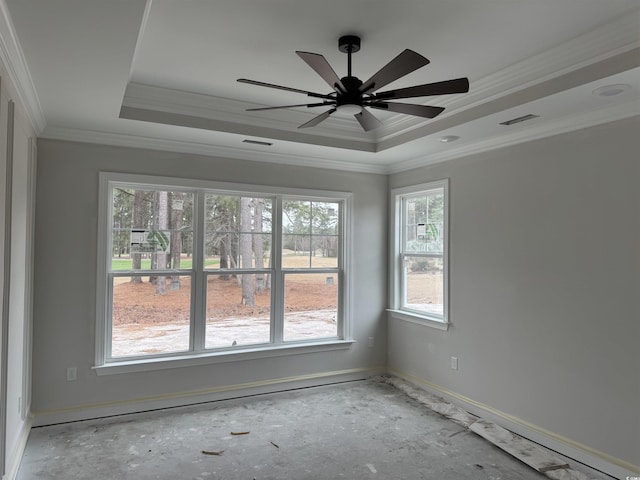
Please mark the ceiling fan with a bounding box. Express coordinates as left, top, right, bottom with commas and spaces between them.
238, 35, 469, 131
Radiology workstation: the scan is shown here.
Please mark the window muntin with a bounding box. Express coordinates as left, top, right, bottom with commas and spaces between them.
98, 174, 349, 366
392, 180, 448, 324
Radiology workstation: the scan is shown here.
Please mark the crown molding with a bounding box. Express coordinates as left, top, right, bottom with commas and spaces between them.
450, 10, 639, 110
43, 96, 638, 178
40, 126, 389, 175
122, 82, 374, 143
0, 0, 46, 134
377, 10, 640, 143
388, 99, 640, 174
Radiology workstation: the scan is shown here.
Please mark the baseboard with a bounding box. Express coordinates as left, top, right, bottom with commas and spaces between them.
32, 366, 385, 427
389, 368, 639, 480
3, 415, 32, 480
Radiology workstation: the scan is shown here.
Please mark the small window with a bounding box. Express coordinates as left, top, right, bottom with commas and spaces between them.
390, 180, 449, 326
96, 173, 351, 370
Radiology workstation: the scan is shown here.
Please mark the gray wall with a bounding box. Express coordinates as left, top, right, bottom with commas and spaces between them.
32, 139, 388, 418
388, 117, 640, 469
32, 117, 639, 473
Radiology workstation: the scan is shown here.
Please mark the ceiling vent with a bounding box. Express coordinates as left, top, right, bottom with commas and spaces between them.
499, 114, 539, 126
243, 139, 273, 146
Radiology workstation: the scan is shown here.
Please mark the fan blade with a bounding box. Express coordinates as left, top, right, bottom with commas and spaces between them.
355, 108, 383, 132
237, 78, 333, 99
296, 52, 346, 93
298, 108, 336, 128
247, 102, 334, 111
373, 77, 470, 100
359, 49, 429, 93
368, 102, 445, 119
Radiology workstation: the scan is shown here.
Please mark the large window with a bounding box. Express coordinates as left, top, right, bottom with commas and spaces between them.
96, 173, 351, 370
390, 180, 448, 327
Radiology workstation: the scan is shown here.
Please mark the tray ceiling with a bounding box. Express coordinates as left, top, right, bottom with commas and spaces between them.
5, 0, 640, 173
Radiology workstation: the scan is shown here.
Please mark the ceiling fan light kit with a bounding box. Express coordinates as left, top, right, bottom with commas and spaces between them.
238, 35, 469, 131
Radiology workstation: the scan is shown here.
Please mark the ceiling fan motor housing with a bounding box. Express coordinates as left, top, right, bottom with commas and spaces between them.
337, 76, 364, 107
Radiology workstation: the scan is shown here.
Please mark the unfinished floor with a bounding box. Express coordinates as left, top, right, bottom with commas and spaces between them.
17, 379, 601, 480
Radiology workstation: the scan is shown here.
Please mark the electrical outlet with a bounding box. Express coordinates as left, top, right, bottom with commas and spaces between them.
451, 356, 458, 371
67, 367, 77, 381
368, 336, 374, 348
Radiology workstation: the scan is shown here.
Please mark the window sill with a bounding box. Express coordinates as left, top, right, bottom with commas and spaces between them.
93, 339, 355, 376
387, 309, 450, 331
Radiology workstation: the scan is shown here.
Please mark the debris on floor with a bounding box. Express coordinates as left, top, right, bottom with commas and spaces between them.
270, 441, 279, 449
469, 419, 569, 472
230, 431, 250, 435
381, 376, 477, 427
201, 450, 224, 456
544, 468, 591, 480
381, 375, 600, 480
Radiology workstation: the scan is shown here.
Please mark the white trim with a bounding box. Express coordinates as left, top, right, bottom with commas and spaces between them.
94, 340, 355, 376
377, 23, 640, 146
96, 172, 353, 369
19, 136, 35, 421
32, 367, 384, 427
41, 126, 388, 174
387, 310, 450, 331
389, 180, 449, 326
2, 415, 31, 480
94, 174, 109, 367
0, 1, 46, 134
0, 98, 13, 478
121, 83, 371, 144
388, 98, 640, 174
389, 369, 640, 480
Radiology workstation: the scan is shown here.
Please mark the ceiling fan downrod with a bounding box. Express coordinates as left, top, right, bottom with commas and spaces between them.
336, 35, 364, 111
338, 35, 360, 79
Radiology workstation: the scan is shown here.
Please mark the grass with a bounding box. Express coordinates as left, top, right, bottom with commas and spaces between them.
111, 253, 337, 271
111, 257, 220, 270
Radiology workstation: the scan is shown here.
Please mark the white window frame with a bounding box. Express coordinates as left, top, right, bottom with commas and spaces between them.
95, 172, 353, 374
389, 179, 449, 330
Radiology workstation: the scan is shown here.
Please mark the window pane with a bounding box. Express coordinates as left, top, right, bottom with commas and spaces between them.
311, 235, 338, 268
111, 188, 193, 271
403, 190, 444, 253
284, 273, 338, 341
111, 275, 191, 358
283, 200, 340, 268
403, 255, 444, 317
205, 273, 271, 348
204, 194, 272, 270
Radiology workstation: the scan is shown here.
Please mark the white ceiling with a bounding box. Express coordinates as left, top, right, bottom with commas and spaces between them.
4, 0, 640, 173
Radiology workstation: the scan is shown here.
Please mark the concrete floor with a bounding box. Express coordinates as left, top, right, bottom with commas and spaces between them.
19, 380, 558, 479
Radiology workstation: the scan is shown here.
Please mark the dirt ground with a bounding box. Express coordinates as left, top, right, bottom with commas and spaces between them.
113, 275, 337, 325
111, 274, 339, 357
109, 260, 441, 357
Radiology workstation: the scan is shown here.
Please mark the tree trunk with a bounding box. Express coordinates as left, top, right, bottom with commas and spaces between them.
240, 197, 254, 305
170, 192, 183, 290
155, 191, 169, 295
131, 190, 145, 284
253, 199, 265, 293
